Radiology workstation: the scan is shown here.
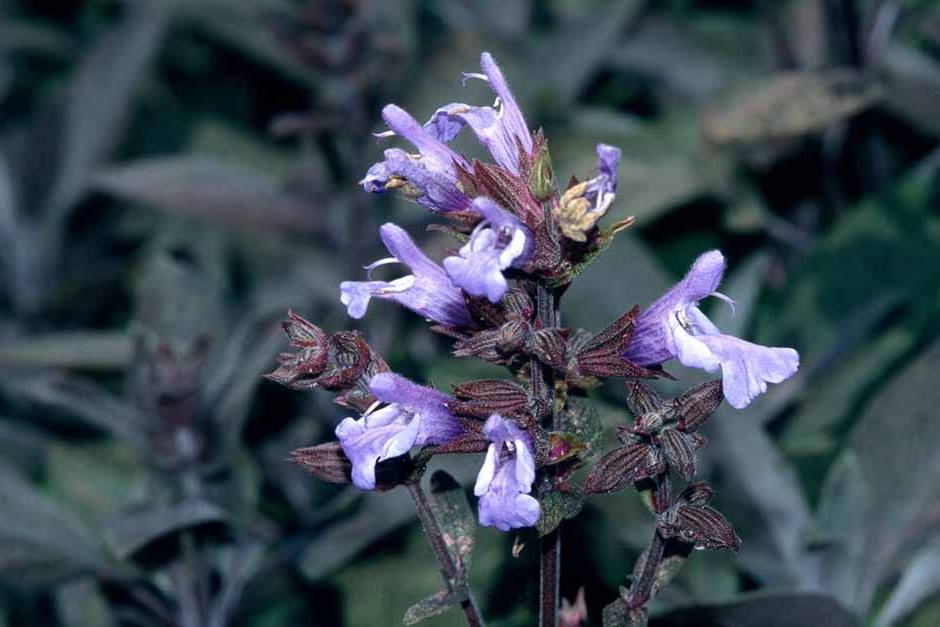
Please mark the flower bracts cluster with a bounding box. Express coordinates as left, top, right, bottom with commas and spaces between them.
269, 51, 799, 620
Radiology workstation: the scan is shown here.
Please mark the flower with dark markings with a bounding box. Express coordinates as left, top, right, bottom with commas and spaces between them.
443, 197, 531, 303
336, 373, 464, 490
474, 414, 540, 531
624, 251, 799, 408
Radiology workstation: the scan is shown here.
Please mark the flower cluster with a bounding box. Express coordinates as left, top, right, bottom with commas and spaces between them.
270, 51, 799, 619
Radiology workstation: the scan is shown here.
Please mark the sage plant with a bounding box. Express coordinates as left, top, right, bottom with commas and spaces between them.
268, 52, 799, 627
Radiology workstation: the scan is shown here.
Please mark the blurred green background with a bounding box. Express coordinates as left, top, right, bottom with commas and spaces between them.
0, 0, 938, 625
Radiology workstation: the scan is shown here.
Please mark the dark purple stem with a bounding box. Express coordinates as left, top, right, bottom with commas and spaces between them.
533, 280, 561, 627
627, 474, 670, 609
407, 481, 485, 627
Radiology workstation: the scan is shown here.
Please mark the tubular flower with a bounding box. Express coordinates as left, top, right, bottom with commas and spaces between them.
623, 251, 799, 409
340, 223, 474, 328
336, 373, 464, 490
473, 414, 540, 531
556, 143, 621, 242
443, 197, 531, 303
361, 105, 473, 214
425, 52, 533, 175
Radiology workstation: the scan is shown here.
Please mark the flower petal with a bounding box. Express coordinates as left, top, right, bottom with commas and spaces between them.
697, 334, 799, 409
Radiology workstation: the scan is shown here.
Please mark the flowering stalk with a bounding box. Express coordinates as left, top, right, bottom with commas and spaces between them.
270, 51, 799, 627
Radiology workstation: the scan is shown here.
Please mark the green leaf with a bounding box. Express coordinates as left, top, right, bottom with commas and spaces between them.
649, 592, 858, 627
603, 599, 647, 627
104, 500, 227, 560
874, 539, 940, 627
94, 157, 319, 232
703, 70, 880, 144
839, 339, 940, 612
55, 578, 115, 627
0, 464, 115, 587
536, 491, 584, 537
0, 331, 131, 370
428, 471, 476, 570
403, 586, 463, 626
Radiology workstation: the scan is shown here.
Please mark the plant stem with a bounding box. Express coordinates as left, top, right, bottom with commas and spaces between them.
532, 280, 561, 627
407, 481, 486, 627
627, 475, 670, 609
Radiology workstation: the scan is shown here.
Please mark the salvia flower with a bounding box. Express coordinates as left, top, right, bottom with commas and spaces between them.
361, 105, 473, 214
336, 372, 464, 490
425, 52, 533, 175
623, 251, 799, 409
473, 414, 540, 531
443, 197, 532, 303
340, 223, 474, 328
556, 144, 621, 242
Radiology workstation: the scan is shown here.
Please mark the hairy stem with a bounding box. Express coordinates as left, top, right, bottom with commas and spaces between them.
532, 280, 562, 627
408, 481, 486, 627
627, 475, 670, 609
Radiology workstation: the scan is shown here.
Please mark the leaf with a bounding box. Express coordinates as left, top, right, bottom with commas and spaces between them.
104, 500, 227, 560
403, 586, 463, 626
806, 451, 867, 607
703, 69, 881, 144
649, 592, 859, 627
15, 1, 172, 224
707, 403, 811, 582
0, 331, 132, 370
94, 157, 319, 232
180, 0, 319, 89
603, 599, 647, 627
565, 234, 672, 332
535, 1, 645, 106
560, 398, 603, 460
0, 463, 115, 587
55, 578, 115, 627
874, 539, 940, 627
536, 490, 584, 537
428, 471, 476, 569
1, 372, 149, 448
842, 339, 940, 612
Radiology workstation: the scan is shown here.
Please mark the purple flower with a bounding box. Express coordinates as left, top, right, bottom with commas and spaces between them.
336, 373, 464, 490
585, 143, 620, 215
425, 52, 533, 175
443, 197, 531, 303
340, 223, 474, 327
474, 414, 540, 531
362, 105, 472, 214
624, 251, 799, 409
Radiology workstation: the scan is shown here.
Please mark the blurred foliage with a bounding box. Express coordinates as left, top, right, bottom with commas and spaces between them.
0, 0, 938, 626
